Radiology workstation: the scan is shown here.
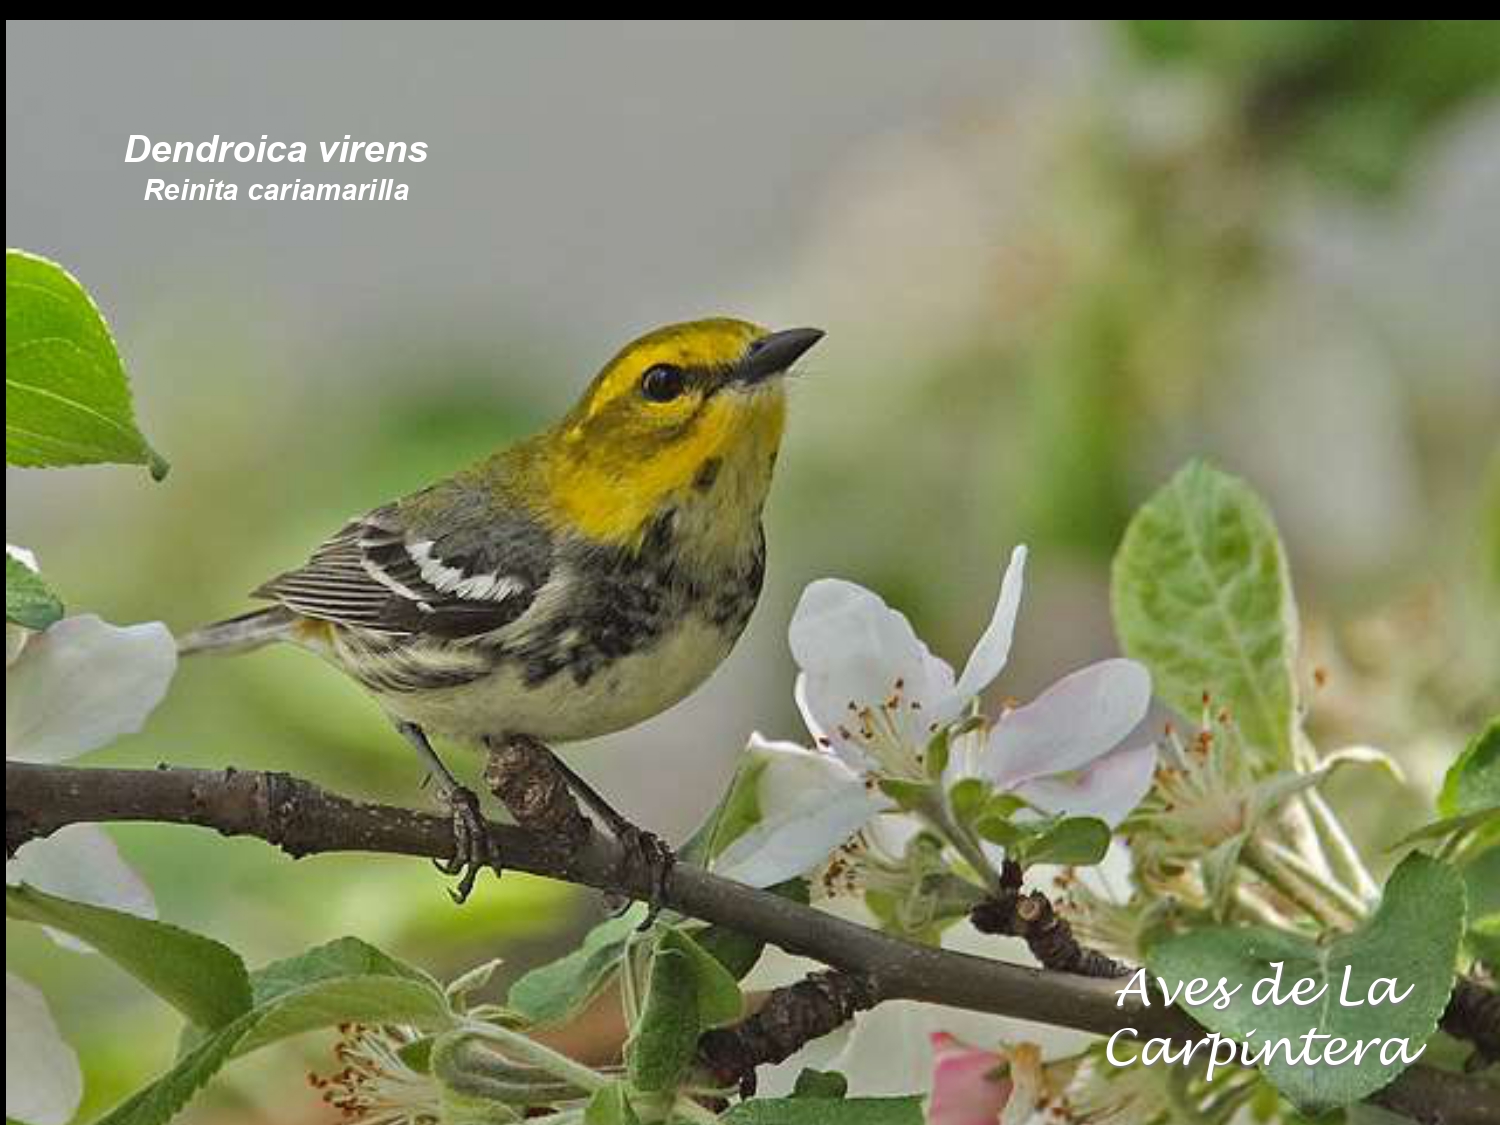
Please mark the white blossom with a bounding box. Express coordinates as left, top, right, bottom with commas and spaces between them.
5, 546, 178, 1125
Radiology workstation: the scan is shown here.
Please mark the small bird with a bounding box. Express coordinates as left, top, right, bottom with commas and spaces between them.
180, 318, 822, 900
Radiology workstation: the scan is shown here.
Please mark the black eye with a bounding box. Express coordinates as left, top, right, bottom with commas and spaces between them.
640, 364, 687, 403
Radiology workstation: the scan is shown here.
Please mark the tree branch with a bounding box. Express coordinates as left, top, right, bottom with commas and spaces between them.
6, 762, 1496, 1125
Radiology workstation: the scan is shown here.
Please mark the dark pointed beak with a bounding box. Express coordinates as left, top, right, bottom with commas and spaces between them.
733, 327, 824, 386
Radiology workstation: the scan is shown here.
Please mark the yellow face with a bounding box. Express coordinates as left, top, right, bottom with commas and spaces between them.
545, 318, 821, 548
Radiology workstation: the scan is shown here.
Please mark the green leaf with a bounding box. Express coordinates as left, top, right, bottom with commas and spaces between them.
445, 958, 505, 1006
690, 923, 765, 982
659, 928, 743, 1028
974, 815, 1025, 850
234, 975, 452, 1058
583, 1082, 640, 1125
1389, 809, 1499, 853
681, 754, 766, 867
249, 934, 440, 1006
791, 1068, 849, 1099
925, 728, 952, 780
625, 944, 699, 1094
948, 778, 989, 823
724, 1096, 924, 1124
6, 885, 250, 1030
1463, 839, 1500, 919
1147, 853, 1466, 1112
95, 944, 454, 1125
1019, 817, 1112, 868
1439, 718, 1499, 818
6, 553, 63, 629
984, 793, 1027, 820
6, 249, 168, 477
877, 778, 933, 811
690, 879, 808, 980
398, 1035, 437, 1074
1112, 461, 1298, 763
687, 924, 762, 984
93, 1021, 246, 1125
506, 905, 645, 1025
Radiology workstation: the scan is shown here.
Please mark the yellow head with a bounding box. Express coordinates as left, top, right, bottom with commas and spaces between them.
543, 318, 822, 550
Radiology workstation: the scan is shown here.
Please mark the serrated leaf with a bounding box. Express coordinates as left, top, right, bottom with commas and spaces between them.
1112, 461, 1298, 763
6, 884, 250, 1030
1147, 853, 1466, 1112
625, 945, 698, 1093
94, 948, 454, 1125
235, 976, 452, 1057
250, 935, 440, 1006
506, 905, 645, 1026
1440, 718, 1499, 818
6, 249, 167, 477
659, 928, 742, 1029
724, 1096, 924, 1124
6, 553, 63, 629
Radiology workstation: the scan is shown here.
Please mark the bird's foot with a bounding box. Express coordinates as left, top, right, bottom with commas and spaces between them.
432, 784, 499, 904
484, 735, 673, 926
609, 821, 676, 929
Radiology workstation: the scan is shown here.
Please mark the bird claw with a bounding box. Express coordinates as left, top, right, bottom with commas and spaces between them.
611, 822, 675, 930
437, 785, 498, 904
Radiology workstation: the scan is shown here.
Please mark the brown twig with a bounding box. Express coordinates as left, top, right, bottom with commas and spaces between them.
971, 860, 1131, 979
6, 761, 1497, 1125
698, 971, 877, 1096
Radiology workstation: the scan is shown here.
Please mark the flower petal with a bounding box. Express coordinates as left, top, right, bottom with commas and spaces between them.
790, 579, 955, 755
951, 545, 1028, 704
1014, 743, 1158, 828
8, 824, 158, 952
6, 971, 82, 1125
6, 615, 177, 763
826, 998, 1074, 1098
928, 1033, 1013, 1125
981, 659, 1151, 789
7, 544, 39, 572
794, 674, 872, 773
713, 736, 888, 889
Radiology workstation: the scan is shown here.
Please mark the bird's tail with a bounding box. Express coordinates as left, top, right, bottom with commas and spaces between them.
177, 606, 296, 657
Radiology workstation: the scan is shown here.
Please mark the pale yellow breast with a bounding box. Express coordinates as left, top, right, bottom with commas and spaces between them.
377, 614, 737, 745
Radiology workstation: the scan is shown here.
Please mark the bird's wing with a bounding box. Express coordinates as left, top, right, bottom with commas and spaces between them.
253, 492, 554, 640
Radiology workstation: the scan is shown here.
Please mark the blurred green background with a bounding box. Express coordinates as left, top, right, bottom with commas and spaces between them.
7, 20, 1500, 1123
